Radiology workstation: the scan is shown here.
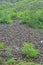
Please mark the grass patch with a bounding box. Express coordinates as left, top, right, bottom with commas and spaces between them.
21, 42, 39, 58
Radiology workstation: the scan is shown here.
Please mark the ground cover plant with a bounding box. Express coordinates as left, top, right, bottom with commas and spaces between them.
5, 58, 16, 65
17, 60, 42, 65
21, 42, 39, 58
0, 42, 4, 49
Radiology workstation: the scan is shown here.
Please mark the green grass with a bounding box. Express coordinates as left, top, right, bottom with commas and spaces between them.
21, 42, 39, 58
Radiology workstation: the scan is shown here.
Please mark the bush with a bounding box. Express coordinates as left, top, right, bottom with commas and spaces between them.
0, 10, 12, 24
29, 9, 43, 28
17, 10, 31, 24
34, 9, 43, 28
18, 9, 43, 28
0, 7, 17, 24
21, 42, 39, 58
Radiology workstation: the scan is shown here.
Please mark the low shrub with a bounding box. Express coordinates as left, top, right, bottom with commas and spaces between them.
29, 9, 43, 28
18, 9, 43, 28
0, 8, 17, 24
17, 10, 31, 24
21, 42, 39, 58
0, 10, 12, 24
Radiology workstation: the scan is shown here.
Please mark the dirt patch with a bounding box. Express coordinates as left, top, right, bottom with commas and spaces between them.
0, 20, 43, 64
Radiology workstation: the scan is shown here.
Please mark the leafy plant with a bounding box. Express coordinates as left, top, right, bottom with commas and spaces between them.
0, 7, 17, 24
28, 9, 43, 28
0, 10, 11, 24
17, 10, 31, 24
6, 58, 16, 64
0, 42, 4, 49
18, 9, 43, 28
34, 9, 43, 28
21, 42, 39, 58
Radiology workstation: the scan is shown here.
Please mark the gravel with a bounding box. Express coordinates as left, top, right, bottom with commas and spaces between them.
0, 19, 43, 64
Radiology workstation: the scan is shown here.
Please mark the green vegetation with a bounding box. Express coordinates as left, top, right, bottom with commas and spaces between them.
5, 60, 42, 65
0, 9, 17, 24
0, 10, 11, 24
0, 0, 43, 64
18, 9, 43, 28
5, 47, 12, 56
0, 57, 3, 63
17, 10, 31, 24
17, 61, 41, 65
0, 42, 4, 49
33, 9, 43, 28
0, 42, 42, 65
5, 58, 16, 64
0, 0, 43, 28
21, 42, 39, 58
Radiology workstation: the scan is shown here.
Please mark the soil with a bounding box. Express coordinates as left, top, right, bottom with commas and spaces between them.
0, 19, 43, 64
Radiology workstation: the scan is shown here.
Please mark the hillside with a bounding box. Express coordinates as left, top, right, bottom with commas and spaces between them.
0, 0, 43, 65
